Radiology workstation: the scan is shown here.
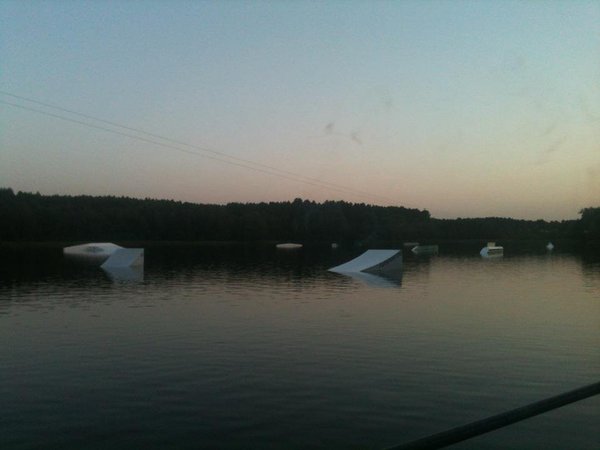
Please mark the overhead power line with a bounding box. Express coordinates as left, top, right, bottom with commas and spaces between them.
0, 90, 395, 204
0, 99, 373, 199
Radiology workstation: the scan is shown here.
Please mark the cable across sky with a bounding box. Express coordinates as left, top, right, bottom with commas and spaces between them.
0, 91, 395, 205
3, 1, 598, 219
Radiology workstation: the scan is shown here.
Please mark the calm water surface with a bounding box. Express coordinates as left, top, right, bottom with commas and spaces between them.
1, 244, 599, 449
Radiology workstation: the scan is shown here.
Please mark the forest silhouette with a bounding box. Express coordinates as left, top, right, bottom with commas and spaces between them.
1, 188, 597, 243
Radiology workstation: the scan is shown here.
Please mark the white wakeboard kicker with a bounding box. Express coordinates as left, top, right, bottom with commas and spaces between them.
328, 249, 402, 274
101, 248, 144, 268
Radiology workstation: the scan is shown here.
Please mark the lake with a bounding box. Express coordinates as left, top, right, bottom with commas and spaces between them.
1, 243, 598, 449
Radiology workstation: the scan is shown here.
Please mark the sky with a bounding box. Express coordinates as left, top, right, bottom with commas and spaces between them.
1, 0, 599, 220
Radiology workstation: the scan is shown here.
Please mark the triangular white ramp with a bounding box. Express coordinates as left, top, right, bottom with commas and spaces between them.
328, 249, 402, 274
101, 248, 144, 268
102, 266, 144, 282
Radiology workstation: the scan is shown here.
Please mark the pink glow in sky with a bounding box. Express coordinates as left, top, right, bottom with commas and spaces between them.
1, 1, 599, 220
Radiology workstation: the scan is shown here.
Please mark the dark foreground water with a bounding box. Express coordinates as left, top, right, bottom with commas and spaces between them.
1, 244, 598, 449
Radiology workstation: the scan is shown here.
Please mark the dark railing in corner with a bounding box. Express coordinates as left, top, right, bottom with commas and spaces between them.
385, 381, 600, 450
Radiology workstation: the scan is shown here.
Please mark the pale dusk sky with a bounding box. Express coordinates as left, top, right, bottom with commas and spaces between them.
1, 1, 599, 220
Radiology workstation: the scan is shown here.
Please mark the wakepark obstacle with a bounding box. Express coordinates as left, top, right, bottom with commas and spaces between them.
328, 249, 402, 274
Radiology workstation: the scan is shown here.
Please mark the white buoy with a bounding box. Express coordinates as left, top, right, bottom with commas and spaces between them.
546, 242, 554, 251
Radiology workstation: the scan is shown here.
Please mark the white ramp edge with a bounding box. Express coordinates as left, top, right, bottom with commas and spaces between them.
102, 266, 144, 282
328, 249, 402, 274
101, 248, 144, 268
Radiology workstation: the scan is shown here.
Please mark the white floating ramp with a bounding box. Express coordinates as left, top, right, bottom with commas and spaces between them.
102, 266, 144, 282
63, 242, 123, 261
101, 248, 144, 268
328, 249, 402, 274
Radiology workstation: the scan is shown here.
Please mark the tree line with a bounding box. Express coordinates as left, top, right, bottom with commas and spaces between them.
0, 188, 597, 243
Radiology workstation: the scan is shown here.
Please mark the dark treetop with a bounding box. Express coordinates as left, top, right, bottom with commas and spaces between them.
0, 188, 596, 243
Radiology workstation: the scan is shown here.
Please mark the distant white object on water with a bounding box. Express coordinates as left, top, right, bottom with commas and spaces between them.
480, 242, 503, 257
276, 243, 302, 249
331, 243, 339, 249
63, 242, 123, 261
411, 244, 439, 255
546, 242, 554, 251
329, 249, 402, 274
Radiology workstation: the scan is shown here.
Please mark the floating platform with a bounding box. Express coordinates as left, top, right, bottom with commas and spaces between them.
63, 242, 123, 262
411, 244, 439, 255
480, 242, 503, 257
328, 249, 402, 274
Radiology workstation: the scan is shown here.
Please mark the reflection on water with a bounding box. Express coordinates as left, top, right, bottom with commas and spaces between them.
330, 269, 403, 288
0, 244, 599, 450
